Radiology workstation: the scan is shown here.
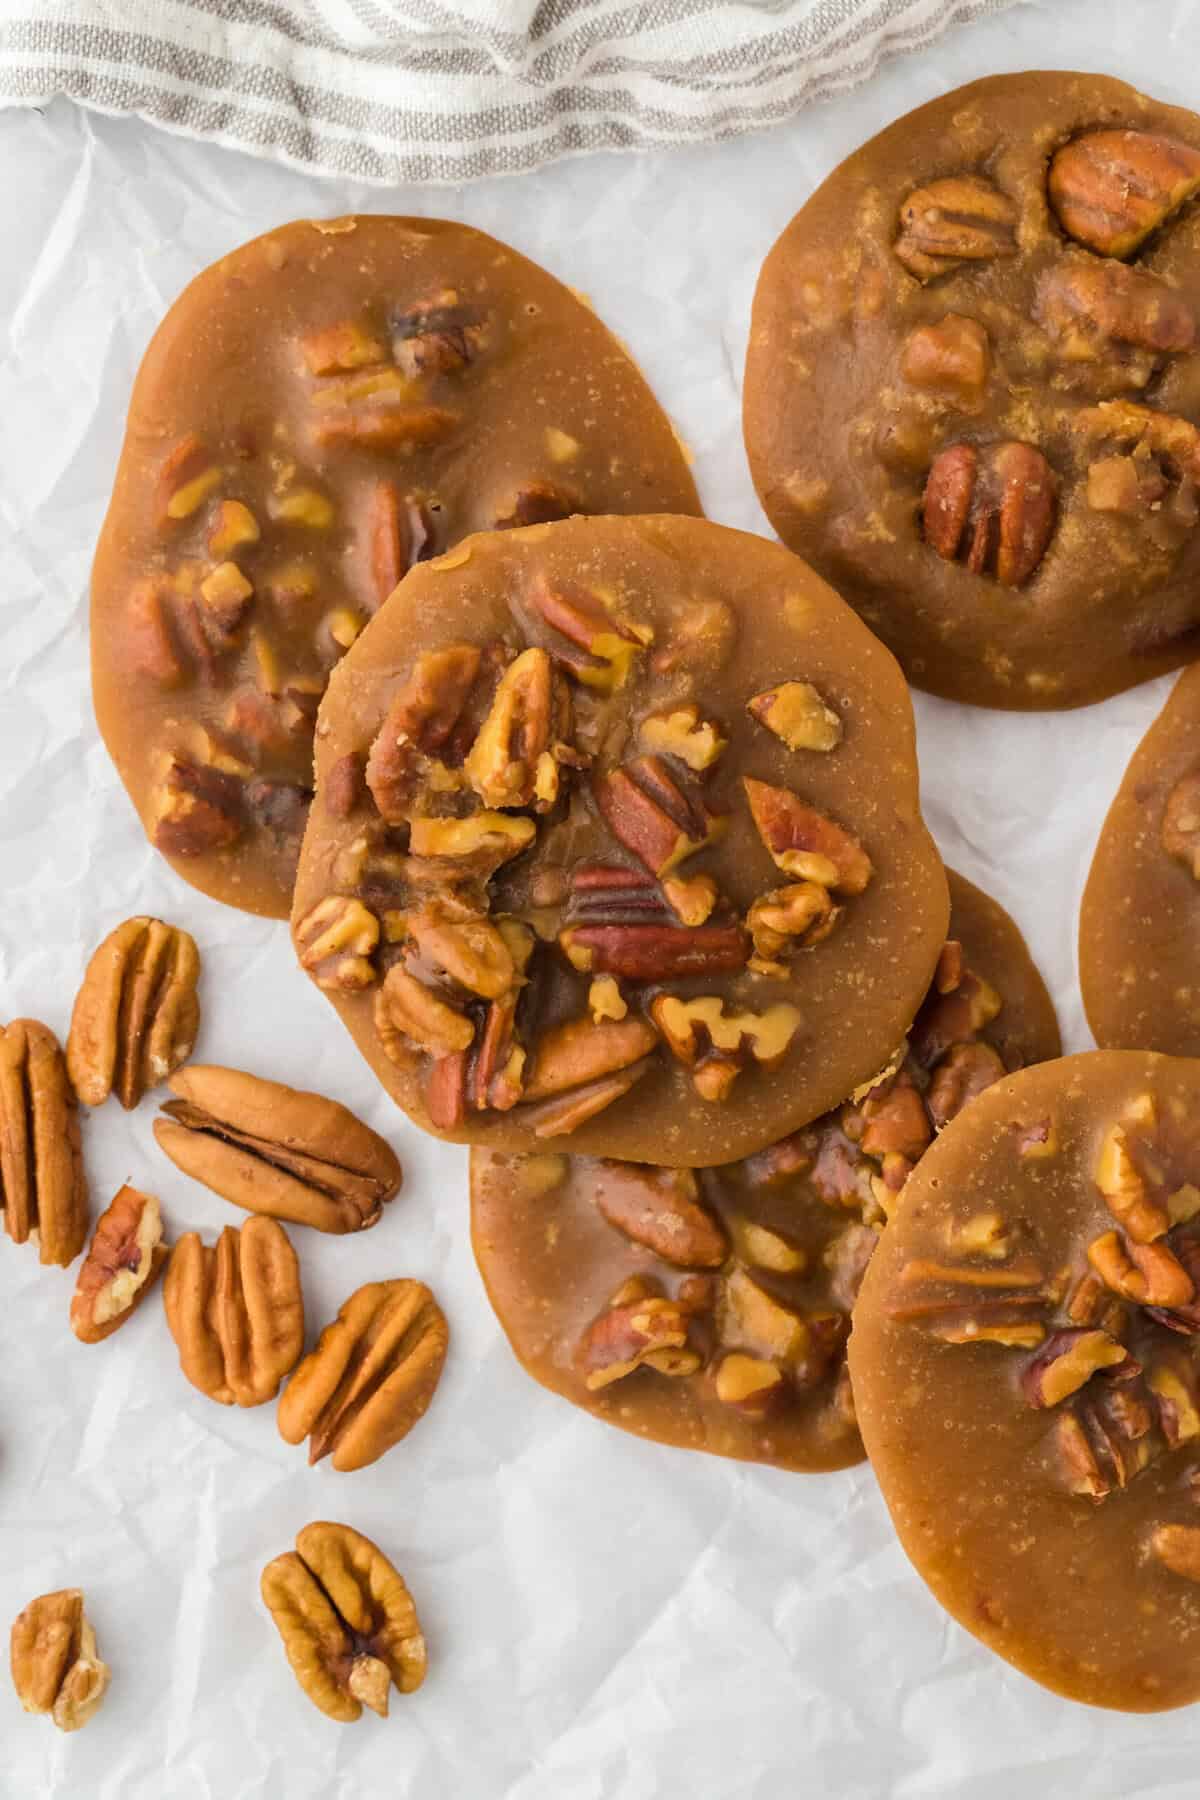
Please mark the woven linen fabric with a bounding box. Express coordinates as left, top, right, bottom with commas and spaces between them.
0, 0, 1019, 183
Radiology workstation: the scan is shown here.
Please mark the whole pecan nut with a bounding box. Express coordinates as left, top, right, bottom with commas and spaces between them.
66, 915, 200, 1108
922, 441, 1058, 586
70, 1185, 167, 1344
0, 1019, 88, 1266
277, 1279, 449, 1472
1048, 129, 1200, 258
10, 1589, 110, 1732
163, 1216, 304, 1406
154, 1064, 402, 1234
261, 1521, 426, 1722
894, 173, 1017, 281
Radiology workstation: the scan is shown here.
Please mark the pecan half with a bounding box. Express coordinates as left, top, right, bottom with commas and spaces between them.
746, 682, 842, 753
277, 1279, 448, 1472
0, 1019, 87, 1265
1094, 1115, 1168, 1242
155, 1065, 402, 1234
1021, 1327, 1130, 1408
365, 645, 482, 821
152, 757, 244, 855
923, 440, 1057, 586
405, 901, 518, 1000
743, 778, 871, 892
596, 755, 725, 878
10, 1590, 110, 1732
1036, 258, 1195, 358
899, 314, 991, 410
560, 921, 748, 981
261, 1522, 426, 1722
296, 896, 381, 991
1163, 768, 1200, 880
592, 1162, 728, 1267
66, 915, 200, 1110
375, 964, 475, 1061
1048, 129, 1200, 257
577, 1294, 696, 1390
894, 174, 1017, 281
463, 647, 569, 811
163, 1216, 304, 1406
522, 1016, 659, 1104
1088, 1229, 1194, 1309
522, 575, 652, 690
70, 1185, 167, 1344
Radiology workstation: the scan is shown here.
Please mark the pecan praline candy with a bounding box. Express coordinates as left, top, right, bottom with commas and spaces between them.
745, 72, 1200, 709
90, 214, 700, 918
292, 512, 949, 1165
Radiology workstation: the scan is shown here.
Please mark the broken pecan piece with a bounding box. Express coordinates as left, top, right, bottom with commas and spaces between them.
523, 1016, 659, 1103
1094, 1114, 1169, 1242
926, 1040, 1005, 1129
70, 1185, 167, 1344
899, 314, 991, 410
277, 1279, 449, 1472
523, 575, 652, 690
1150, 1523, 1200, 1583
295, 896, 381, 991
10, 1590, 110, 1732
406, 901, 518, 1000
66, 915, 200, 1109
745, 881, 837, 966
713, 1353, 786, 1414
744, 778, 871, 892
261, 1522, 426, 1722
638, 704, 727, 771
652, 994, 801, 1100
560, 921, 748, 981
392, 291, 487, 376
1036, 258, 1195, 358
375, 964, 475, 1062
1048, 129, 1200, 258
365, 481, 434, 607
596, 755, 725, 878
577, 1294, 695, 1390
923, 440, 1058, 586
592, 1163, 728, 1267
152, 757, 244, 855
1021, 1327, 1130, 1408
493, 481, 580, 530
0, 1019, 87, 1265
155, 1064, 402, 1234
163, 1216, 304, 1406
1088, 1229, 1194, 1309
463, 647, 568, 811
747, 682, 842, 753
894, 173, 1017, 280
365, 644, 482, 821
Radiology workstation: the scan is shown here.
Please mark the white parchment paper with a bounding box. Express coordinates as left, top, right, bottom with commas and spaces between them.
4, 4, 1200, 1793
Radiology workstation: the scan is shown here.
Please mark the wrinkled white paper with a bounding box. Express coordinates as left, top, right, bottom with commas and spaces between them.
4, 5, 1200, 1793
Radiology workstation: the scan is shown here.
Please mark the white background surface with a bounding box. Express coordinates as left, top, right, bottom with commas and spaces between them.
3, 3, 1200, 1794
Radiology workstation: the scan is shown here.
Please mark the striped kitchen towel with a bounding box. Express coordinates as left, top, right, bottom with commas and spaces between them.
0, 0, 1018, 184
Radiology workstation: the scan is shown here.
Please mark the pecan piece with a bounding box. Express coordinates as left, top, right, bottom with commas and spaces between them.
745, 881, 837, 966
734, 1217, 807, 1273
1021, 1327, 1130, 1407
713, 1353, 786, 1414
163, 1216, 303, 1406
1094, 1114, 1169, 1242
522, 575, 652, 690
277, 1279, 448, 1472
1048, 129, 1200, 257
651, 994, 801, 1100
69, 1185, 167, 1344
596, 755, 725, 878
391, 291, 487, 376
152, 757, 243, 855
910, 967, 1002, 1066
1147, 1363, 1200, 1444
375, 965, 474, 1062
67, 916, 200, 1108
326, 752, 367, 820
1073, 398, 1200, 480
463, 647, 569, 811
156, 433, 220, 525
1036, 258, 1195, 357
923, 441, 1058, 586
301, 319, 386, 375
407, 812, 536, 866
744, 778, 871, 892
1163, 768, 1200, 880
493, 481, 580, 530
311, 403, 457, 452
1150, 1523, 1200, 1583
405, 901, 518, 1000
859, 1076, 932, 1162
155, 1065, 402, 1234
365, 481, 433, 607
746, 682, 842, 753
926, 1040, 1005, 1129
894, 173, 1016, 281
10, 1590, 110, 1732
560, 921, 748, 981
1053, 1409, 1112, 1500
365, 644, 483, 820
1088, 1229, 1194, 1309
295, 896, 380, 991
519, 1067, 650, 1138
592, 1162, 728, 1267
1086, 453, 1171, 515
522, 1016, 659, 1103
261, 1522, 426, 1722
577, 1294, 695, 1390
0, 1019, 87, 1265
899, 314, 991, 410
638, 704, 727, 772
719, 1265, 818, 1367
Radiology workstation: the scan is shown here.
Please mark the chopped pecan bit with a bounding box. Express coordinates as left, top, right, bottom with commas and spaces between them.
296, 896, 380, 991
926, 1312, 1046, 1347
470, 990, 526, 1112
910, 968, 1002, 1066
365, 644, 482, 821
391, 292, 487, 376
270, 487, 334, 530
935, 941, 964, 994
588, 976, 627, 1022
70, 1185, 166, 1344
278, 1278, 449, 1471
366, 481, 433, 607
1086, 453, 1170, 514
1094, 1115, 1168, 1242
860, 1077, 932, 1162
592, 1163, 728, 1268
1163, 768, 1200, 880
945, 1211, 1012, 1261
375, 964, 474, 1060
560, 921, 747, 981
157, 433, 220, 524
746, 882, 837, 967
0, 1019, 87, 1265
652, 993, 801, 1099
744, 778, 871, 893
408, 812, 536, 865
746, 681, 843, 753
719, 1264, 810, 1363
406, 901, 516, 1000
1021, 1327, 1130, 1408
1088, 1229, 1194, 1308
426, 1051, 469, 1129
1054, 1409, 1112, 1500
735, 1218, 807, 1274
1145, 1231, 1200, 1333
67, 915, 200, 1109
896, 1255, 1045, 1291
127, 577, 184, 684
245, 778, 311, 845
1151, 1523, 1200, 1583
152, 757, 243, 856
1073, 398, 1200, 481
464, 647, 569, 811
577, 1294, 693, 1390
326, 752, 366, 820
208, 498, 260, 558
10, 1590, 110, 1732
1036, 258, 1195, 358
638, 705, 727, 772
521, 1066, 650, 1137
894, 173, 1016, 281
923, 440, 1058, 586
493, 481, 580, 530
596, 755, 725, 878
301, 319, 386, 375
164, 1216, 304, 1405
824, 1221, 879, 1308
311, 404, 457, 452
662, 874, 719, 927
1017, 1116, 1058, 1160
899, 313, 991, 409
523, 575, 652, 690
713, 1353, 785, 1414
261, 1522, 425, 1722
1147, 1363, 1200, 1445
523, 1015, 659, 1102
1048, 129, 1200, 258
926, 1040, 1006, 1129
